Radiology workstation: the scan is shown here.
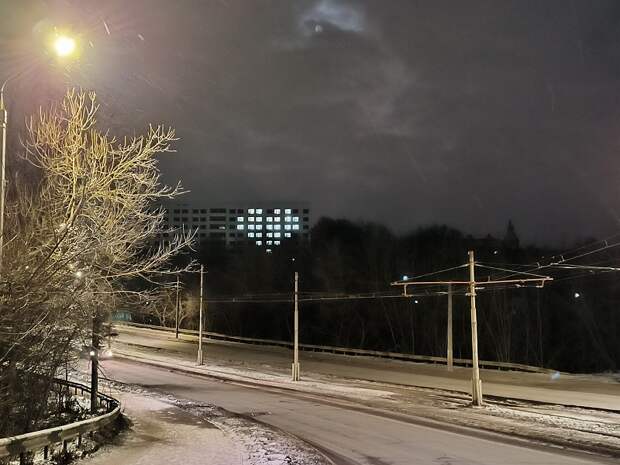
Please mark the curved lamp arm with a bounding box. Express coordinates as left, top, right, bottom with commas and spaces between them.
1, 69, 27, 111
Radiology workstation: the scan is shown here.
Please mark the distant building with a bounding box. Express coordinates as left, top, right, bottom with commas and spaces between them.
158, 202, 311, 248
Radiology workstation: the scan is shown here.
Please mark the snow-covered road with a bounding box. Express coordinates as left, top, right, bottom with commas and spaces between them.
98, 357, 616, 465
113, 325, 620, 410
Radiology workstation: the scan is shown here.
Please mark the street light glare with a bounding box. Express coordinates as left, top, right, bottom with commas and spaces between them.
54, 35, 76, 57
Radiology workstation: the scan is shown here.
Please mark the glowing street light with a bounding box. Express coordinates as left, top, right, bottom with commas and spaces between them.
53, 35, 77, 57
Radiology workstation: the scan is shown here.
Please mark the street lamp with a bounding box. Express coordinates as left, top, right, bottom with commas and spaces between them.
0, 32, 78, 273
53, 35, 77, 57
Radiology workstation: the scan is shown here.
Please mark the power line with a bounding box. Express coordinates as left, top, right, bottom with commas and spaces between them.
398, 263, 468, 282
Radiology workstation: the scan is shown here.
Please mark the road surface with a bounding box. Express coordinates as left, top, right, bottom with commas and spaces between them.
113, 325, 620, 411
100, 357, 616, 465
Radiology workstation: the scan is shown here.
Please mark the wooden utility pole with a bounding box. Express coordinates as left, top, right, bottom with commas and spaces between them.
175, 273, 180, 339
468, 250, 483, 406
447, 283, 453, 371
197, 264, 204, 365
292, 271, 300, 381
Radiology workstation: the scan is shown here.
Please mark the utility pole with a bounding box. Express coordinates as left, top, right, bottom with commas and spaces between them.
291, 271, 300, 381
468, 250, 483, 406
175, 273, 180, 339
90, 314, 100, 413
197, 264, 204, 365
447, 283, 453, 371
392, 252, 550, 406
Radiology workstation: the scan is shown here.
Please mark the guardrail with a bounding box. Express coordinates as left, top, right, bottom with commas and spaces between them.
116, 321, 556, 374
0, 379, 121, 464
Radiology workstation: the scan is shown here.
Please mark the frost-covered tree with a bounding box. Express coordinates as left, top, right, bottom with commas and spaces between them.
0, 90, 193, 435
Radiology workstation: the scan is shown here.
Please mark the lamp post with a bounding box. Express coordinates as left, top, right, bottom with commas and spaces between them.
0, 81, 7, 275
197, 264, 205, 365
0, 34, 78, 274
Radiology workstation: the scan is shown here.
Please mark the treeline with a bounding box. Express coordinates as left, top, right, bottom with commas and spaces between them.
139, 218, 619, 373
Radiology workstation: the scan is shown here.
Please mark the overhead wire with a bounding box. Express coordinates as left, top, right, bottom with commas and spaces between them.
398, 263, 468, 282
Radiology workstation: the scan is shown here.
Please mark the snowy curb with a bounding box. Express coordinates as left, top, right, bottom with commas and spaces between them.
112, 347, 394, 401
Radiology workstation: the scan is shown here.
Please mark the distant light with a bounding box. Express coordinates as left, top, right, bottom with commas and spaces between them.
402, 275, 409, 281
493, 250, 499, 255
89, 350, 96, 357
53, 35, 76, 57
574, 292, 581, 299
315, 24, 323, 33
414, 299, 419, 304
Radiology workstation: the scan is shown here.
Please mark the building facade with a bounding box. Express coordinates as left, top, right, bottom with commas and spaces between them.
159, 203, 311, 247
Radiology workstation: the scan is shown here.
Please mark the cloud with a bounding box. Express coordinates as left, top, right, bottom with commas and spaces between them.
300, 0, 365, 34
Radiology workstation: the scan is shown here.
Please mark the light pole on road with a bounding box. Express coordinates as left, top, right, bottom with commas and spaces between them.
292, 271, 300, 381
197, 264, 205, 365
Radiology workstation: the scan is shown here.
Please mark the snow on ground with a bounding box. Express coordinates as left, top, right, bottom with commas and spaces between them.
114, 325, 620, 411
109, 342, 620, 458
79, 392, 240, 465
73, 372, 331, 465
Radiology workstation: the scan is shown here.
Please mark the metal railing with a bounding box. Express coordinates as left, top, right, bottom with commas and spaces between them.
0, 379, 121, 463
117, 321, 557, 374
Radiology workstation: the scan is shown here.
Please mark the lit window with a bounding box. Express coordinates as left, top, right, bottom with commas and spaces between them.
256, 216, 263, 222
267, 232, 273, 238
267, 241, 273, 245
293, 217, 300, 222
256, 232, 263, 238
248, 209, 255, 214
266, 224, 273, 230
284, 216, 292, 222
274, 232, 281, 238
256, 224, 263, 230
236, 224, 244, 230
292, 224, 300, 230
248, 232, 255, 238
256, 240, 262, 246
274, 208, 281, 214
256, 209, 263, 214
285, 232, 291, 238
274, 217, 281, 222
248, 217, 255, 222
237, 216, 244, 222
267, 217, 273, 222
274, 224, 281, 230
274, 241, 281, 245
285, 208, 291, 214
248, 224, 255, 230
284, 224, 292, 230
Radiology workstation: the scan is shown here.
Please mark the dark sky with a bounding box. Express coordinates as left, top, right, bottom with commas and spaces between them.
3, 0, 620, 244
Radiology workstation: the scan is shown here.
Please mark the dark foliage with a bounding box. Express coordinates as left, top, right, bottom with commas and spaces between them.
137, 218, 619, 373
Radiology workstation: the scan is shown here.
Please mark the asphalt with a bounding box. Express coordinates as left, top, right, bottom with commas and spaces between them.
100, 357, 617, 465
